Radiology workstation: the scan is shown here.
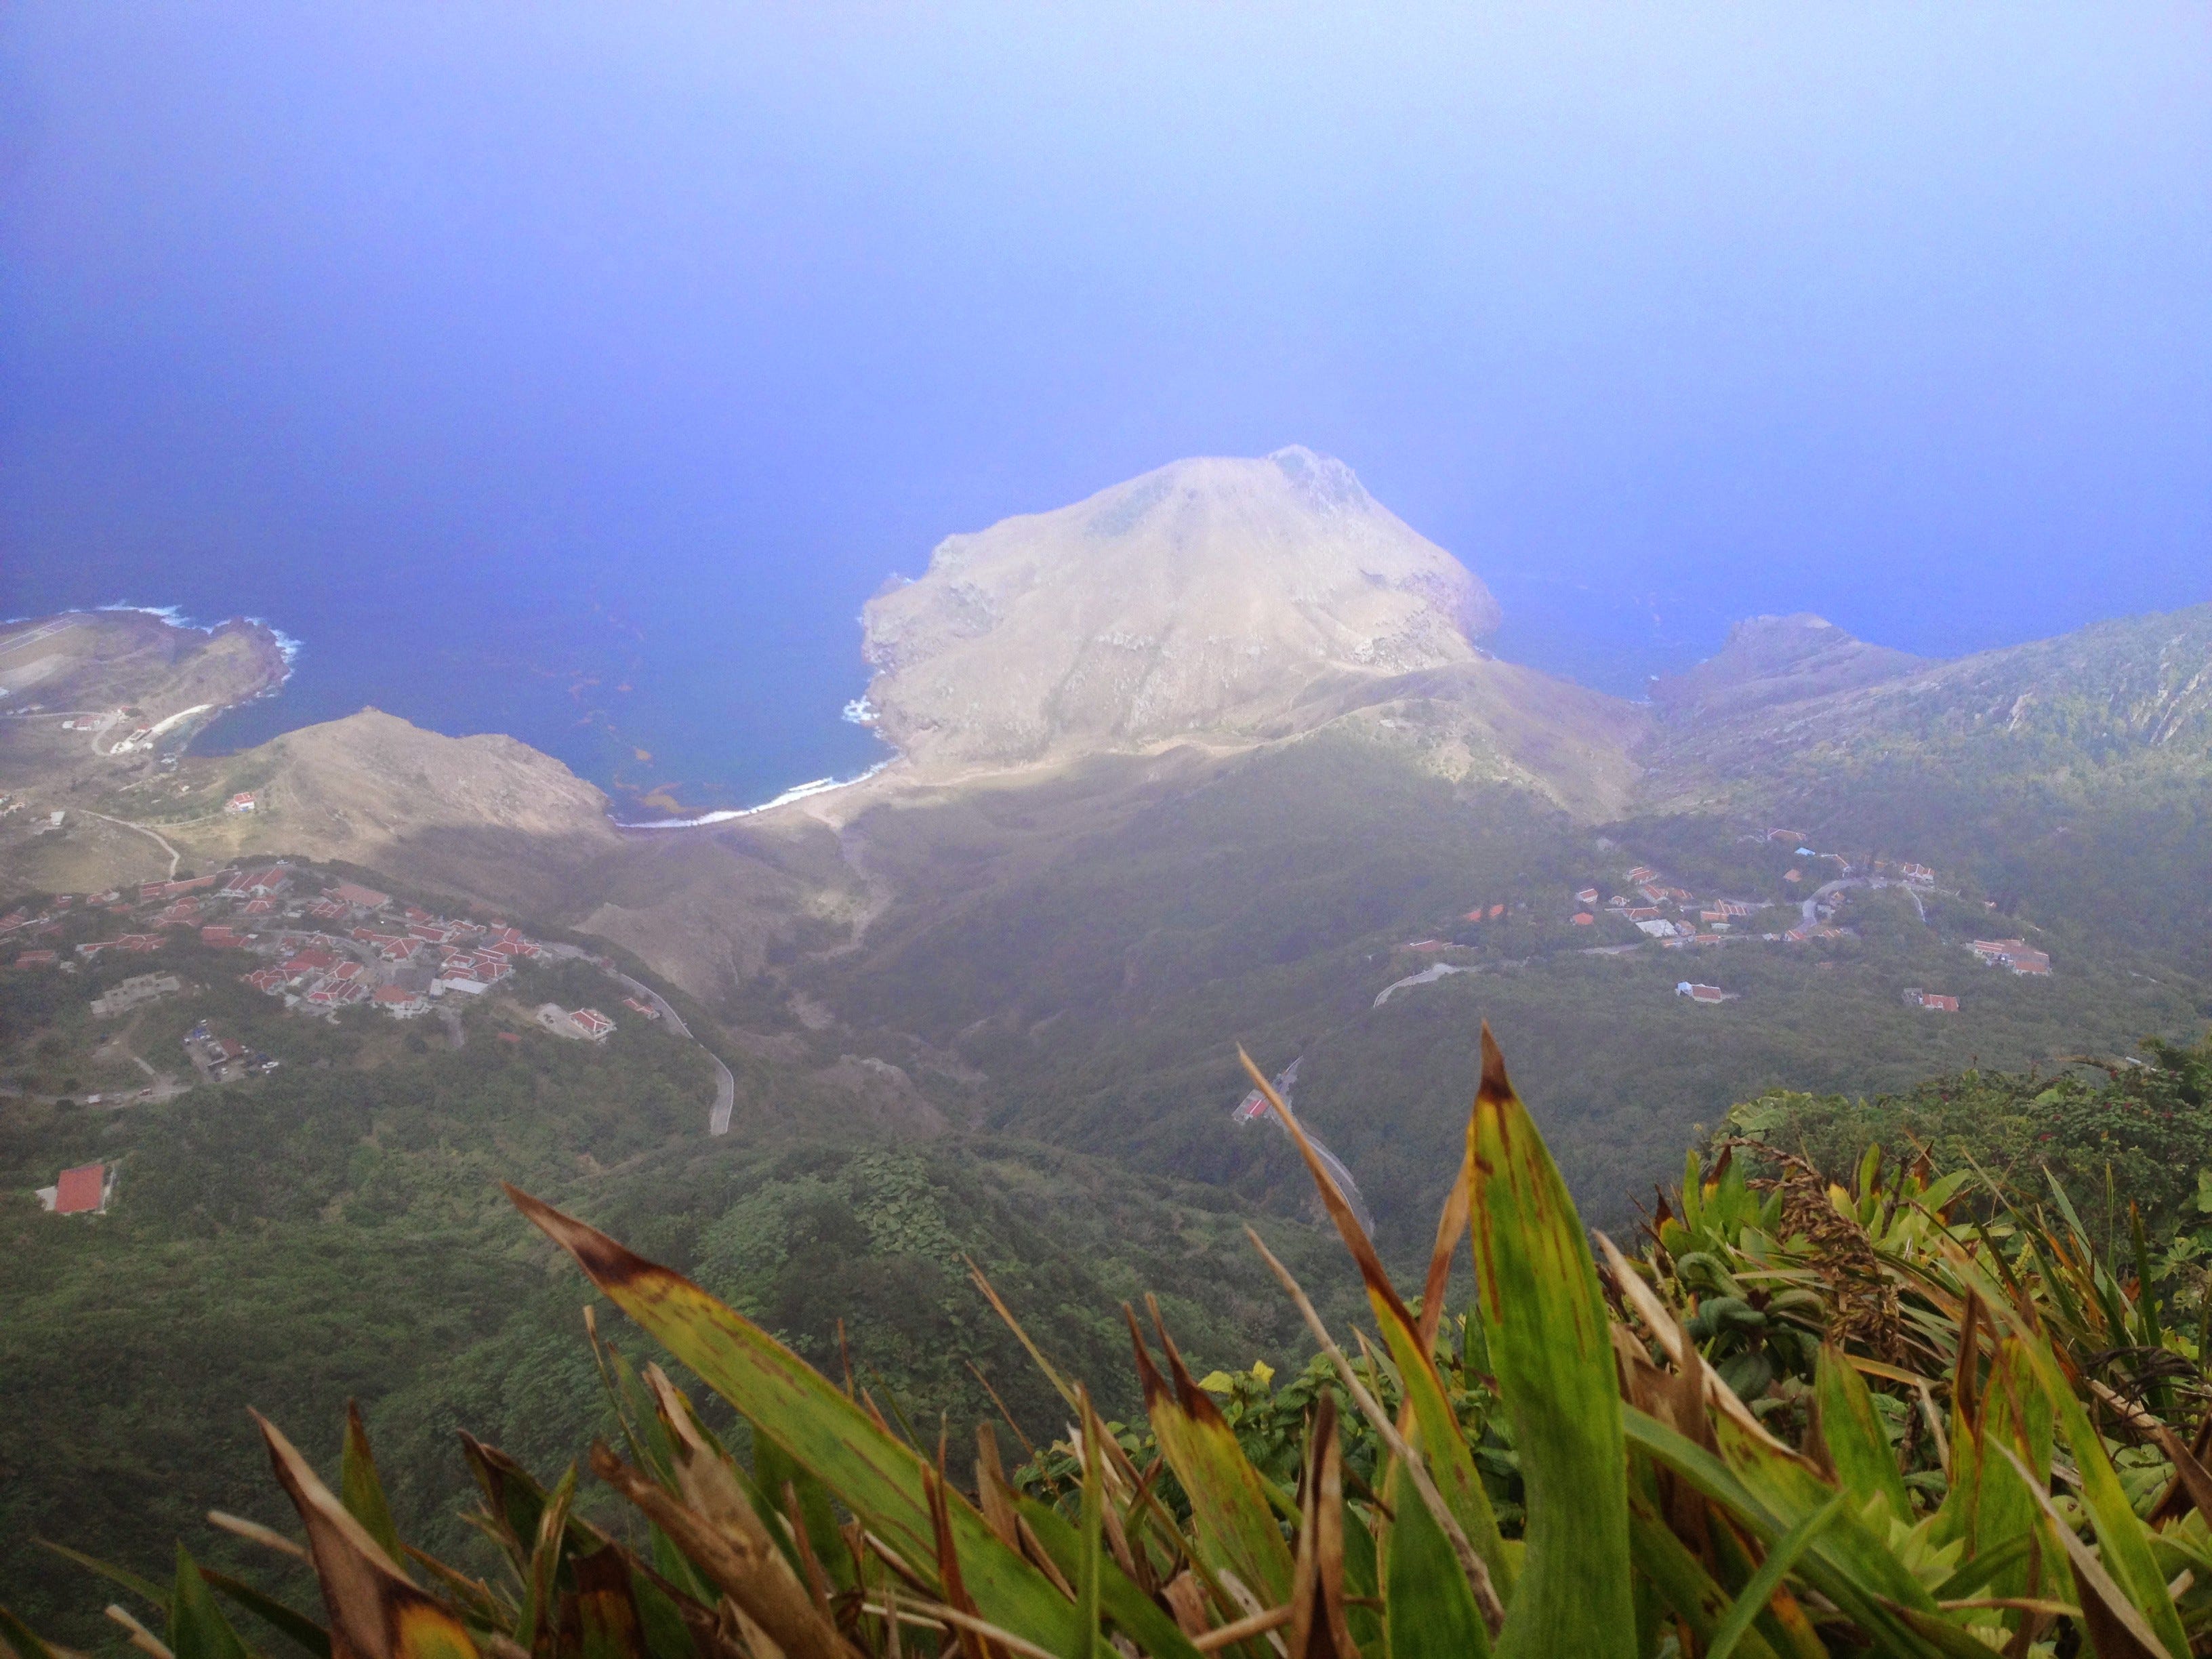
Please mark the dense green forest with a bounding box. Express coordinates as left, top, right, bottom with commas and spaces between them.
0, 947, 1359, 1647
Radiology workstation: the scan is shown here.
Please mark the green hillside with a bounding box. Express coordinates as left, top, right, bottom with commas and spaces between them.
0, 935, 1360, 1647
802, 731, 2204, 1248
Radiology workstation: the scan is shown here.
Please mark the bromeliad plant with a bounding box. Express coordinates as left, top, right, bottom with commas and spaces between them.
16, 1026, 2212, 1659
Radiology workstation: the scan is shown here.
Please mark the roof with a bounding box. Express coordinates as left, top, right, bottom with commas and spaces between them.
571, 1008, 615, 1034
54, 1164, 104, 1214
329, 882, 390, 907
371, 985, 421, 1004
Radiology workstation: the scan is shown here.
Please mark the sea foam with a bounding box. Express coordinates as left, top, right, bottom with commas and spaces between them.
615, 762, 890, 830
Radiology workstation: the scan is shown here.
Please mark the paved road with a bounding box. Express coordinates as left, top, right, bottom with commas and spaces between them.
607, 965, 736, 1136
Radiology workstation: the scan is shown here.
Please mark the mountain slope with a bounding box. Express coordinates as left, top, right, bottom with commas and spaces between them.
1639, 601, 2212, 974
861, 447, 1501, 768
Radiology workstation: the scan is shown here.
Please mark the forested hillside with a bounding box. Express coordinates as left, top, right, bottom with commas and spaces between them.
0, 947, 1357, 1647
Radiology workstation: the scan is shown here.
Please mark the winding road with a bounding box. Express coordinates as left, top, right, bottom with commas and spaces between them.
610, 967, 735, 1134
85, 812, 182, 878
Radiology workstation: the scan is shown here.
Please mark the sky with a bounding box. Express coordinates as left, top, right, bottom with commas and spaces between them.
3, 3, 2209, 804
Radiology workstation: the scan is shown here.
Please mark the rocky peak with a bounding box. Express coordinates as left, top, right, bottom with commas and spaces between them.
860, 449, 1500, 768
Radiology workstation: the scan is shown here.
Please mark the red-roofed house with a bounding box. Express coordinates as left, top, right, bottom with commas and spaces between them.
1575, 888, 1600, 903
244, 967, 287, 994
371, 985, 430, 1017
569, 1008, 615, 1042
1488, 904, 1504, 919
199, 925, 247, 949
12, 949, 58, 968
244, 867, 292, 897
621, 996, 662, 1019
328, 882, 390, 909
1571, 913, 1595, 926
1675, 982, 1731, 1004
283, 947, 337, 975
47, 1163, 108, 1214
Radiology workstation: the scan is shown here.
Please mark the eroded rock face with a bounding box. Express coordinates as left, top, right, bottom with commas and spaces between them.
861, 447, 1500, 767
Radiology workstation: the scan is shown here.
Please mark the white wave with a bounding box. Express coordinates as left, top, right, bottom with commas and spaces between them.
615, 762, 890, 830
841, 695, 878, 726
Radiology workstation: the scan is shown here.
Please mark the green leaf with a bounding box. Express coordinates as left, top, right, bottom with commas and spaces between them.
1014, 1498, 1208, 1659
1075, 1404, 1104, 1659
1465, 1028, 1635, 1659
1241, 1048, 1509, 1592
1124, 1308, 1295, 1608
1623, 1408, 1957, 1657
508, 1185, 1099, 1659
1624, 1501, 1787, 1659
627, 1561, 701, 1659
169, 1549, 255, 1659
0, 1603, 66, 1659
754, 1435, 852, 1594
198, 1572, 331, 1659
1939, 1244, 2183, 1654
340, 1404, 404, 1567
35, 1539, 169, 1614
1812, 1348, 1910, 1528
516, 1462, 578, 1653
1383, 1452, 1490, 1659
1705, 1492, 1847, 1659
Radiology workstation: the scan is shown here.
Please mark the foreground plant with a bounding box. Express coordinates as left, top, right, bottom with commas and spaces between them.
13, 1026, 2212, 1658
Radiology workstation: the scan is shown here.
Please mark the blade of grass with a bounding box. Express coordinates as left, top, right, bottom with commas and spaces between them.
1705, 1493, 1848, 1659
341, 1404, 405, 1566
509, 1185, 1094, 1659
197, 1572, 331, 1659
167, 1549, 253, 1659
1463, 1025, 1635, 1659
253, 1411, 481, 1659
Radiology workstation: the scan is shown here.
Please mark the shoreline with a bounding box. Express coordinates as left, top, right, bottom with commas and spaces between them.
611, 760, 893, 830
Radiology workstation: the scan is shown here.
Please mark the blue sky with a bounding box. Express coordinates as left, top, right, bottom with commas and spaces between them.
3, 4, 2208, 796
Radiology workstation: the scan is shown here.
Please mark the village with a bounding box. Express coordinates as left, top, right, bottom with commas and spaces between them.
0, 864, 628, 1036
3, 858, 743, 1216
1376, 825, 2057, 1016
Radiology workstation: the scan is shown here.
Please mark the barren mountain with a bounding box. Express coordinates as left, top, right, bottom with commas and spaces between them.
218, 709, 626, 909
860, 447, 1502, 769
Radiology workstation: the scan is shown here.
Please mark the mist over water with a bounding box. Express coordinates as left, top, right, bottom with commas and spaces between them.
4, 5, 2207, 803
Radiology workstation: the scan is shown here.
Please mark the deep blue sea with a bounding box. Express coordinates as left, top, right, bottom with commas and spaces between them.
1, 560, 889, 823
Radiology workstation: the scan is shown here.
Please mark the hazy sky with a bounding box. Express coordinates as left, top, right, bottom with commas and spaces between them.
3, 4, 2209, 792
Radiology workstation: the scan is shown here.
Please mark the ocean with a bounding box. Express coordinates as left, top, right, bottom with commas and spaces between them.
1, 559, 889, 823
